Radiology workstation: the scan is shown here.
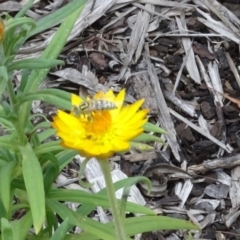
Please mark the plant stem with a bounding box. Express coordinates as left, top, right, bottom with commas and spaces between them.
7, 80, 26, 145
98, 159, 127, 240
7, 79, 16, 107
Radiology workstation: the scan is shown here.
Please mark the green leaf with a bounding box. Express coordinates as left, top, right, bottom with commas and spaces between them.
77, 177, 156, 217
120, 176, 151, 220
17, 69, 31, 94
143, 122, 167, 134
47, 200, 123, 240
12, 211, 32, 240
20, 143, 45, 234
15, 0, 34, 18
1, 218, 13, 240
38, 129, 56, 143
0, 137, 18, 151
0, 116, 15, 129
69, 215, 199, 240
125, 215, 200, 234
56, 150, 78, 172
0, 161, 16, 213
50, 218, 70, 240
42, 154, 59, 194
8, 59, 64, 72
0, 200, 7, 221
5, 17, 36, 35
19, 4, 86, 129
0, 66, 8, 97
133, 133, 165, 143
4, 17, 36, 56
46, 211, 59, 236
17, 89, 71, 110
48, 189, 154, 216
25, 5, 87, 93
34, 141, 65, 156
29, 0, 88, 37
130, 142, 154, 151
0, 147, 15, 160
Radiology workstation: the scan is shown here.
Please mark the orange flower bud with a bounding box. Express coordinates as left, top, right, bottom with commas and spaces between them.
0, 19, 4, 41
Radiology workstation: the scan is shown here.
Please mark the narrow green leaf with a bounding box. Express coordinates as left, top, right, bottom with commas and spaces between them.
0, 200, 7, 221
5, 31, 28, 57
20, 143, 45, 234
17, 69, 30, 94
125, 215, 200, 234
0, 116, 15, 129
46, 211, 58, 236
0, 66, 8, 97
48, 189, 154, 216
1, 218, 13, 240
56, 149, 78, 172
38, 128, 56, 143
4, 18, 35, 53
143, 122, 167, 134
50, 218, 70, 240
78, 177, 156, 217
130, 142, 154, 151
67, 215, 199, 240
15, 0, 34, 18
8, 59, 64, 71
4, 17, 35, 35
0, 137, 18, 151
4, 55, 15, 66
42, 154, 59, 194
12, 211, 32, 240
47, 200, 124, 240
120, 176, 151, 220
19, 4, 86, 128
25, 5, 87, 93
133, 133, 165, 143
0, 161, 16, 213
11, 180, 25, 192
31, 121, 51, 131
34, 141, 65, 156
78, 158, 93, 188
17, 89, 71, 110
0, 148, 15, 163
29, 0, 88, 37
65, 234, 94, 240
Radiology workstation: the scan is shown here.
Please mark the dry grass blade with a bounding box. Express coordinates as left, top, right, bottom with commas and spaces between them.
175, 16, 201, 84
225, 52, 240, 88
169, 108, 232, 153
145, 46, 180, 161
201, 0, 240, 36
118, 4, 152, 80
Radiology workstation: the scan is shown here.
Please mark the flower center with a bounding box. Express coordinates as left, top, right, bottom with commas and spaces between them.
81, 111, 112, 139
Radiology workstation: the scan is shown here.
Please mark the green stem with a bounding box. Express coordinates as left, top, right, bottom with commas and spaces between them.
98, 159, 127, 240
13, 121, 26, 145
7, 79, 16, 107
7, 80, 26, 145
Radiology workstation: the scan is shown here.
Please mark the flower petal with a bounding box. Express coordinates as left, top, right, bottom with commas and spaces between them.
71, 94, 83, 106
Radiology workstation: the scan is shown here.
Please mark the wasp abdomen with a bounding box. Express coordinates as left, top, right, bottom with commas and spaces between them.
94, 100, 117, 110
73, 100, 117, 116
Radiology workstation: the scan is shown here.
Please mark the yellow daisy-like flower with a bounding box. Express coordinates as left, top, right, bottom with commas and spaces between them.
0, 19, 4, 41
52, 89, 149, 159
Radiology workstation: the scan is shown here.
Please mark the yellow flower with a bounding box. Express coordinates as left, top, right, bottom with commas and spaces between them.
52, 89, 149, 159
0, 19, 4, 41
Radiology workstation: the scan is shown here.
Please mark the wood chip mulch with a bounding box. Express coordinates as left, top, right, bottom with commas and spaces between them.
4, 0, 240, 239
